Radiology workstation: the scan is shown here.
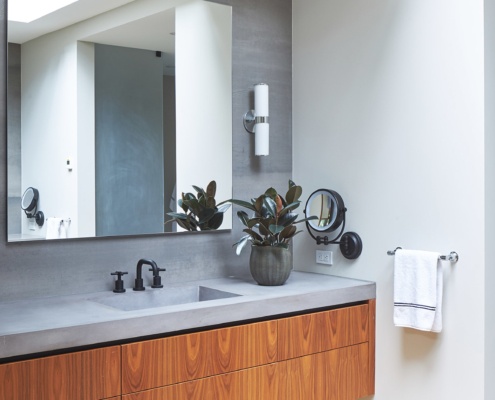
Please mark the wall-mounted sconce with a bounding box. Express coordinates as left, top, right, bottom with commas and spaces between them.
243, 83, 269, 156
21, 187, 44, 227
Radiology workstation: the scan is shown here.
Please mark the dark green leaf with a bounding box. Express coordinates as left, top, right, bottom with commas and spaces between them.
166, 212, 188, 220
183, 192, 196, 201
254, 196, 264, 213
227, 199, 258, 212
176, 218, 191, 231
286, 185, 302, 204
258, 222, 272, 237
278, 213, 298, 227
178, 199, 188, 213
237, 210, 250, 226
243, 228, 263, 242
263, 196, 277, 217
206, 180, 216, 198
217, 203, 231, 213
278, 201, 301, 217
294, 215, 318, 224
247, 218, 260, 228
185, 198, 203, 214
207, 212, 223, 230
264, 187, 277, 199
198, 208, 215, 224
269, 224, 284, 235
234, 235, 251, 255
206, 196, 216, 208
280, 225, 296, 240
192, 185, 205, 196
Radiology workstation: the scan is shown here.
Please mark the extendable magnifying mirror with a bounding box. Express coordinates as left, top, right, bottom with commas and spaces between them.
304, 189, 362, 259
21, 187, 44, 227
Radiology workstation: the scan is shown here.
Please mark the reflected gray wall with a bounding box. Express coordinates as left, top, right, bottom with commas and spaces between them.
0, 0, 292, 302
95, 44, 165, 236
163, 75, 176, 232
7, 42, 20, 235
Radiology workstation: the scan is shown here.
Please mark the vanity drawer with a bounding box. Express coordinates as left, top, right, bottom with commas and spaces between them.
277, 303, 369, 361
121, 320, 278, 394
286, 342, 370, 400
121, 363, 281, 400
0, 346, 121, 400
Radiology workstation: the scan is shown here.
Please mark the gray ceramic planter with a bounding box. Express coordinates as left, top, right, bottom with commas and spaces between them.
249, 246, 292, 286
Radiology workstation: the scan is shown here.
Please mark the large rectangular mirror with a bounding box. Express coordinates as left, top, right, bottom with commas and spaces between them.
7, 0, 233, 241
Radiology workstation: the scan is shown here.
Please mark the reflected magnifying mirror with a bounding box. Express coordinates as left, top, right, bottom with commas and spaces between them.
304, 189, 362, 259
21, 187, 44, 227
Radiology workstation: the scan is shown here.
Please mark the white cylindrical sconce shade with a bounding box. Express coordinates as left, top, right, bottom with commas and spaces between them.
243, 83, 269, 156
255, 122, 269, 156
254, 83, 269, 156
254, 83, 269, 117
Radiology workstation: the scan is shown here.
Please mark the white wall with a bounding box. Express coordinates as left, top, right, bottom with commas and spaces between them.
484, 0, 495, 398
21, 36, 79, 237
175, 1, 232, 228
77, 41, 96, 238
293, 0, 487, 398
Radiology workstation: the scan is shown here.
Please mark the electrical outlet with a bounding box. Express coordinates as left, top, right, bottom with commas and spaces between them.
316, 250, 333, 265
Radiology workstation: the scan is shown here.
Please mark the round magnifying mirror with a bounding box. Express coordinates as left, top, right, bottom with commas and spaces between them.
21, 187, 39, 214
305, 189, 345, 233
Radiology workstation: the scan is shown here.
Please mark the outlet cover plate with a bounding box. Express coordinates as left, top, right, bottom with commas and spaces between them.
316, 250, 333, 265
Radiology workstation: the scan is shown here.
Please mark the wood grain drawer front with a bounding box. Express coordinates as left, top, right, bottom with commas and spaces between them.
286, 343, 370, 400
0, 346, 121, 400
121, 363, 280, 400
122, 320, 278, 394
278, 304, 369, 361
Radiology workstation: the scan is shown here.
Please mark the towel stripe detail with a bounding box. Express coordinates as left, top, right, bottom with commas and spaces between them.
394, 302, 436, 311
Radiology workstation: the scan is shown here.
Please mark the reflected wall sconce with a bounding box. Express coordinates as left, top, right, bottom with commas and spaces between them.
243, 83, 269, 156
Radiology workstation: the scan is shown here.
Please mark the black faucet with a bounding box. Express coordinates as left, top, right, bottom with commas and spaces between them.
133, 259, 165, 291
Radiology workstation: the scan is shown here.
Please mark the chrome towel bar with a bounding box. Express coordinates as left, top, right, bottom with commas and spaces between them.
387, 247, 459, 263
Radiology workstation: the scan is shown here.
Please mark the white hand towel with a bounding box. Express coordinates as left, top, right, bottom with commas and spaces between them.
46, 218, 66, 239
394, 249, 443, 332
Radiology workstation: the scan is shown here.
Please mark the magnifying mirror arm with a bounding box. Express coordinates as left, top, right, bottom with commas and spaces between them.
305, 214, 347, 245
24, 208, 45, 227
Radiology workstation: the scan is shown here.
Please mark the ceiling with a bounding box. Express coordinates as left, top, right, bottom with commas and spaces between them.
8, 0, 136, 44
7, 0, 176, 72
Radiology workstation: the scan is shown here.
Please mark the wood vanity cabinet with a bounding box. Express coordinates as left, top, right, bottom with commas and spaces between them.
0, 299, 375, 400
0, 346, 121, 400
121, 300, 375, 400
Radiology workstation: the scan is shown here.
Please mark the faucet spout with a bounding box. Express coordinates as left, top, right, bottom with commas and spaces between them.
133, 258, 161, 291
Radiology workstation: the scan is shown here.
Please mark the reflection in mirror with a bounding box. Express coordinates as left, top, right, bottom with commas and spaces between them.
7, 0, 232, 241
305, 189, 345, 232
20, 186, 45, 227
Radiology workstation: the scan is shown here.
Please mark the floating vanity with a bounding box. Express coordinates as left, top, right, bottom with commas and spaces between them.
0, 272, 376, 399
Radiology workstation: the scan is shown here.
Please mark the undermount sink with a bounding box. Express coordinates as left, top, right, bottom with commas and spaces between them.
91, 286, 241, 311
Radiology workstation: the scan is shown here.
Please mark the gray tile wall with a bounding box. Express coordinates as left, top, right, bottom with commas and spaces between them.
0, 0, 292, 302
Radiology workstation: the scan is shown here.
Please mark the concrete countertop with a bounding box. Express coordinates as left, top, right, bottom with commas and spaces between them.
0, 271, 375, 360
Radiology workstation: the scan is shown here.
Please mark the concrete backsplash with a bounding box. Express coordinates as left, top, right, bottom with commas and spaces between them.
0, 0, 292, 301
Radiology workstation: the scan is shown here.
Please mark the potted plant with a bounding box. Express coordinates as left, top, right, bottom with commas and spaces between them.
229, 180, 316, 286
167, 180, 230, 231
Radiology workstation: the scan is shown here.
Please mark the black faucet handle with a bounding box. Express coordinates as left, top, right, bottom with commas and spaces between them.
111, 271, 128, 293
149, 267, 165, 289
149, 267, 166, 274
